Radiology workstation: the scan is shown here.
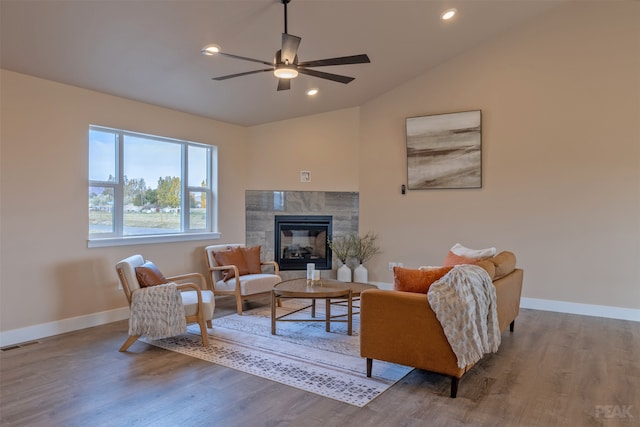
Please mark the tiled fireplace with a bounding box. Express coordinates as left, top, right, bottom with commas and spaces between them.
246, 191, 359, 280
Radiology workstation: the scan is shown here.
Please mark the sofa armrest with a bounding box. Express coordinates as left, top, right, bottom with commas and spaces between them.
494, 268, 524, 332
360, 289, 464, 378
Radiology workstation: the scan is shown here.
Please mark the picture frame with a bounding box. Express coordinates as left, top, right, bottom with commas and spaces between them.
405, 110, 482, 190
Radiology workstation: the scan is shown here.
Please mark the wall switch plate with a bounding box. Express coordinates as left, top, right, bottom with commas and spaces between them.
300, 171, 311, 182
389, 262, 403, 271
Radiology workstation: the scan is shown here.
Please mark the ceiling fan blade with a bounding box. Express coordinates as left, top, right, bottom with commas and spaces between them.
297, 68, 355, 84
298, 54, 370, 68
217, 52, 273, 67
281, 33, 301, 64
277, 79, 291, 91
212, 68, 273, 81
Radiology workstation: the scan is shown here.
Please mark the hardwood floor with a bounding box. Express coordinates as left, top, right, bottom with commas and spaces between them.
1, 298, 638, 427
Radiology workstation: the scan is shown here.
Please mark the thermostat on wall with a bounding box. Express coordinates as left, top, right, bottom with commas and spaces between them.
300, 171, 311, 182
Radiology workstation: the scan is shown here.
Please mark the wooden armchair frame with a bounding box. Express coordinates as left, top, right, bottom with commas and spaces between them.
204, 244, 282, 315
116, 256, 214, 351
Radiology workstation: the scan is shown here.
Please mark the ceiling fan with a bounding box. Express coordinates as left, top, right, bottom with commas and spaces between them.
205, 0, 370, 91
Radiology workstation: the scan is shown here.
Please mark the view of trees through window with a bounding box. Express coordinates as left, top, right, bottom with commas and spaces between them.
88, 126, 215, 238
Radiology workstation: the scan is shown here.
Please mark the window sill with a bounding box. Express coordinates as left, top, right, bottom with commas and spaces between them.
88, 232, 221, 248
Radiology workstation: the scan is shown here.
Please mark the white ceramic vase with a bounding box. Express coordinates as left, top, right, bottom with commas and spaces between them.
337, 264, 352, 282
354, 264, 368, 283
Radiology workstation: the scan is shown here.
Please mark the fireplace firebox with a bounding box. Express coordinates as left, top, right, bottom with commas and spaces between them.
274, 215, 332, 270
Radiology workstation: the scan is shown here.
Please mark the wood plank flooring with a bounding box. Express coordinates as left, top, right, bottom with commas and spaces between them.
1, 297, 638, 427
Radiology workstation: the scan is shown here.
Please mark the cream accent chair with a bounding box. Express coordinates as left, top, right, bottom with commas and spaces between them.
116, 254, 215, 351
204, 244, 281, 315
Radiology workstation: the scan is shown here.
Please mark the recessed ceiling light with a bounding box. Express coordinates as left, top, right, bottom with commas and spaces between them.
306, 88, 318, 96
201, 44, 220, 55
441, 8, 457, 21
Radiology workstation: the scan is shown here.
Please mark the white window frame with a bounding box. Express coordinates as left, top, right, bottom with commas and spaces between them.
88, 125, 219, 248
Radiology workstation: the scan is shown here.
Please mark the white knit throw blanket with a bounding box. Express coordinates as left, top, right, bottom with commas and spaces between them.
427, 264, 501, 368
129, 283, 187, 340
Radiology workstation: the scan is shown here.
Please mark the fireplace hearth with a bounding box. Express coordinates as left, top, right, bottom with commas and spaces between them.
274, 215, 332, 270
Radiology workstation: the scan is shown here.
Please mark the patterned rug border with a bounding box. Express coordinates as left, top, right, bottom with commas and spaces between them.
143, 301, 412, 407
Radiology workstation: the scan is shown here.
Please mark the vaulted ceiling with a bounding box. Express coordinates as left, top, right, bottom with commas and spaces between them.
1, 0, 563, 126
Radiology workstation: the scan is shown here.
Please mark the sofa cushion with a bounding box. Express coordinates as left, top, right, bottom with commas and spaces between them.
393, 266, 453, 294
490, 251, 517, 279
474, 259, 496, 280
212, 246, 249, 281
135, 261, 168, 288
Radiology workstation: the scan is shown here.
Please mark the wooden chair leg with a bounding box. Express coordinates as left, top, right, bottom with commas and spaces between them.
366, 358, 373, 377
207, 319, 213, 328
197, 317, 210, 347
119, 335, 140, 352
235, 294, 244, 315
199, 326, 209, 347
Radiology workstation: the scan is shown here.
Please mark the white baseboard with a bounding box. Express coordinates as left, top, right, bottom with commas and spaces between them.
0, 307, 130, 348
519, 297, 640, 322
1, 294, 637, 348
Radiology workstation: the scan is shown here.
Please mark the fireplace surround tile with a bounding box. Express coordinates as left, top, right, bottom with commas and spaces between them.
246, 190, 358, 280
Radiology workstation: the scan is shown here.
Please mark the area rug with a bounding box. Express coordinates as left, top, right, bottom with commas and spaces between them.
143, 299, 413, 407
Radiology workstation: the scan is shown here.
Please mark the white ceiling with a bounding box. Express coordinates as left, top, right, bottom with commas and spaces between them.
1, 0, 563, 126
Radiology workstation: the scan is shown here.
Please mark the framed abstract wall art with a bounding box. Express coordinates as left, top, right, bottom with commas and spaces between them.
405, 110, 482, 190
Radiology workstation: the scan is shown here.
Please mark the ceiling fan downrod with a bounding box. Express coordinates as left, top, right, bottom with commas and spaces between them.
282, 0, 291, 34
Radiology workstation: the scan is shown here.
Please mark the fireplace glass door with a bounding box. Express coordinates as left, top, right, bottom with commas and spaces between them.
274, 215, 332, 270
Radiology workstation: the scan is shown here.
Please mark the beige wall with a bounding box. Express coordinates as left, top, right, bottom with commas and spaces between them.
1, 1, 638, 341
0, 70, 249, 332
246, 107, 360, 192
359, 1, 639, 309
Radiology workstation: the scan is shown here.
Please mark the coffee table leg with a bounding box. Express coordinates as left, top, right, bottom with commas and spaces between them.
311, 298, 316, 318
271, 290, 276, 335
326, 298, 331, 332
347, 291, 353, 336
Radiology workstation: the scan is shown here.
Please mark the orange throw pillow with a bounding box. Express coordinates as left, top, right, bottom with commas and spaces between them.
135, 261, 168, 288
393, 266, 453, 294
242, 245, 262, 275
443, 251, 477, 266
212, 247, 249, 281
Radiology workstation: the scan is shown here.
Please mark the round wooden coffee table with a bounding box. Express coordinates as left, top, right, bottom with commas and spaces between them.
271, 278, 377, 335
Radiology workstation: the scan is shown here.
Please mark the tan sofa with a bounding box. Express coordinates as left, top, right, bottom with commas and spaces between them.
360, 251, 523, 398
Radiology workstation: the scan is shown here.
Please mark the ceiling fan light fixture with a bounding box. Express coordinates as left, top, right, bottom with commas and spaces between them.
441, 8, 457, 21
274, 66, 298, 79
201, 44, 220, 55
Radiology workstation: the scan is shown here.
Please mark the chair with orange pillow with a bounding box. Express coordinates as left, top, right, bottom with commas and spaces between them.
204, 244, 282, 315
115, 254, 215, 351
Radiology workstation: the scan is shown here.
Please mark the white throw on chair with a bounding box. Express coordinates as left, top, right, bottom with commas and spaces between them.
116, 254, 215, 351
204, 244, 281, 315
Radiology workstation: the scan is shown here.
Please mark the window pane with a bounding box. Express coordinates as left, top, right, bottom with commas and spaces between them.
89, 186, 114, 234
189, 191, 207, 230
88, 125, 217, 242
123, 135, 182, 235
123, 207, 180, 236
89, 129, 117, 182
188, 145, 208, 187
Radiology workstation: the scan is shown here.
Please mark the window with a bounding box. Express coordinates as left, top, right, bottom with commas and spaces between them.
88, 125, 218, 247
